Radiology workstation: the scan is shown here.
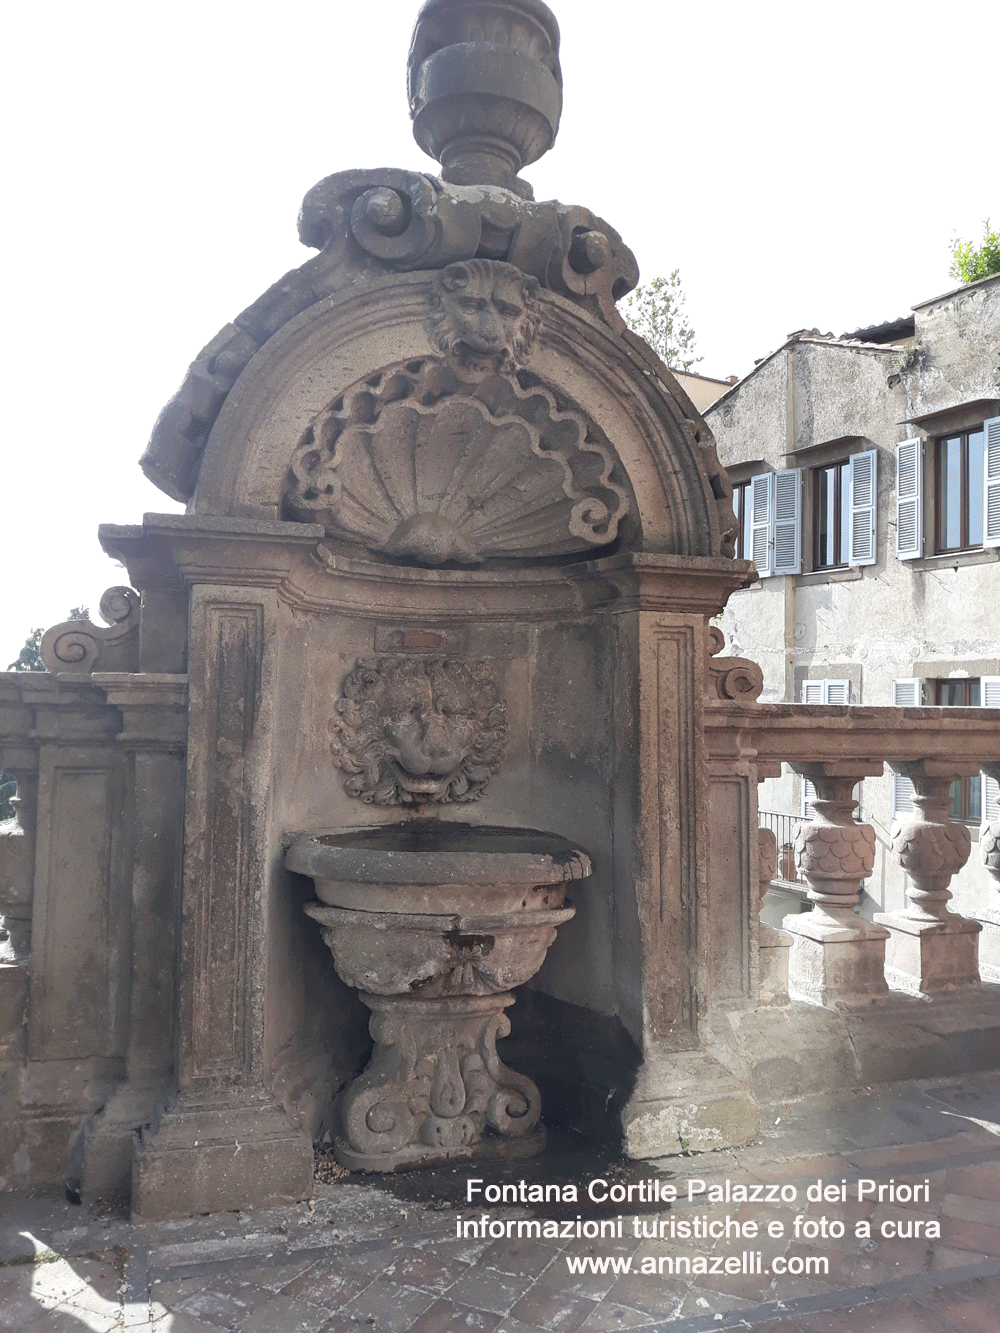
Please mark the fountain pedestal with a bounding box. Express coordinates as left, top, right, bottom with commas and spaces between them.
288, 824, 589, 1170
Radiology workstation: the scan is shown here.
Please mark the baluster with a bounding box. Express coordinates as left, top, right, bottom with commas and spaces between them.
783, 763, 888, 1006
972, 761, 1000, 984
878, 761, 979, 993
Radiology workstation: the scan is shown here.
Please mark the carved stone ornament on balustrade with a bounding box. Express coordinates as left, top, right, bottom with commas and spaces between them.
876, 764, 980, 993
329, 656, 509, 805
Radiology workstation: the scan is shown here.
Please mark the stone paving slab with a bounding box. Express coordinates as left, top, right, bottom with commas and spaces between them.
4, 1073, 1000, 1331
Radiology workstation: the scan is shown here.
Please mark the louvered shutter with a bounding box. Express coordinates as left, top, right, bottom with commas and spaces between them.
801, 778, 817, 818
896, 437, 923, 559
848, 449, 877, 565
751, 472, 773, 575
890, 679, 918, 816
892, 771, 915, 818
772, 468, 802, 575
892, 678, 921, 707
983, 678, 1000, 823
824, 680, 850, 704
801, 680, 824, 704
984, 417, 1000, 548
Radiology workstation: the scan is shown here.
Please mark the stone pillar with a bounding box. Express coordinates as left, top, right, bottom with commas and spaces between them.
81, 675, 187, 1207
977, 762, 1000, 983
131, 585, 314, 1220
876, 762, 980, 994
0, 776, 36, 1064
783, 763, 888, 1007
757, 827, 792, 1006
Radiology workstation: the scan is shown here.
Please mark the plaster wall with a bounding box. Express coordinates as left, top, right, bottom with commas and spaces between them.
707, 280, 1000, 920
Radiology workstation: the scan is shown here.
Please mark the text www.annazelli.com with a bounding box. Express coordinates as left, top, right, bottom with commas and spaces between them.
565, 1252, 829, 1277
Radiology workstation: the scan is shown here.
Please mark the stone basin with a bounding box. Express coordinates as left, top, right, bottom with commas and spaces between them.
286, 821, 591, 1171
285, 822, 593, 914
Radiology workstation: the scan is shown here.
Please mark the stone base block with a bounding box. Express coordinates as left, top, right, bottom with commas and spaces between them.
972, 912, 1000, 984
131, 1093, 314, 1221
875, 911, 981, 994
621, 1051, 759, 1159
759, 925, 793, 1007
81, 1081, 173, 1210
0, 964, 27, 1061
784, 913, 889, 1007
337, 1123, 546, 1173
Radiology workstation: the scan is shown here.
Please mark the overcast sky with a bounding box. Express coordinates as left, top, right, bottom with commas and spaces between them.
3, 0, 994, 666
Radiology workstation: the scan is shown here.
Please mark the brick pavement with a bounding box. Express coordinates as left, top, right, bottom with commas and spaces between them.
3, 1074, 1000, 1332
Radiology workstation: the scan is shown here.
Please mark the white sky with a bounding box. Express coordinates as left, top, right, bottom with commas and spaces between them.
2, 0, 994, 666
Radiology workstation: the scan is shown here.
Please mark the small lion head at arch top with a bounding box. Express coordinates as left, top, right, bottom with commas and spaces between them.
428, 260, 541, 369
330, 656, 508, 805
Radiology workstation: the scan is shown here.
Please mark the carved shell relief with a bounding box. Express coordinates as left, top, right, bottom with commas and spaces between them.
283, 266, 630, 567
330, 656, 508, 806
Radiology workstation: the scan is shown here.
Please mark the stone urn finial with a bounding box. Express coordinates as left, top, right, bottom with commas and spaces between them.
407, 0, 563, 196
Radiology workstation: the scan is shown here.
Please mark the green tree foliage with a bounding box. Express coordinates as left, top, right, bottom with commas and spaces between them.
618, 270, 702, 371
949, 219, 1000, 284
7, 606, 90, 672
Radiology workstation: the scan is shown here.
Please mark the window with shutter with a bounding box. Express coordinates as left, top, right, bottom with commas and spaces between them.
801, 777, 817, 818
890, 679, 919, 815
896, 437, 922, 559
751, 472, 773, 576
848, 449, 877, 565
985, 416, 1000, 548
983, 678, 1000, 825
772, 469, 802, 575
802, 680, 851, 705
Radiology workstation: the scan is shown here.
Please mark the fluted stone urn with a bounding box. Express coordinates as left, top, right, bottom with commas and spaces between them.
287, 823, 590, 1170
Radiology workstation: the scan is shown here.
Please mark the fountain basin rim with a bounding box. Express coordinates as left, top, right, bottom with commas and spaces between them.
304, 901, 576, 934
286, 822, 593, 886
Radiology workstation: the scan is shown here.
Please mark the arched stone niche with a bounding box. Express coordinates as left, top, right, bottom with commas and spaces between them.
191, 269, 734, 562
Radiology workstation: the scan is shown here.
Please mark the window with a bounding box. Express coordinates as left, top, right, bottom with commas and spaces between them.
934, 679, 982, 822
813, 459, 850, 568
897, 417, 1000, 560
732, 479, 752, 561
799, 681, 851, 815
936, 428, 986, 552
894, 677, 1000, 818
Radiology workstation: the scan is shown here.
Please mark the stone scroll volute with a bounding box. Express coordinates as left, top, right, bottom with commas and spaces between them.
330, 656, 508, 805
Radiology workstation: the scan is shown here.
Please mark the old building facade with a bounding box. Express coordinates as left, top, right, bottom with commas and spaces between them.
707, 273, 1000, 919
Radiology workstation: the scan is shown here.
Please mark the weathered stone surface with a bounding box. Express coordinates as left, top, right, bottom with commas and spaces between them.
289, 822, 584, 1170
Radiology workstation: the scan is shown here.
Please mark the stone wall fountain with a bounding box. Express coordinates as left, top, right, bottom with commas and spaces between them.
6, 0, 1000, 1220
286, 656, 590, 1169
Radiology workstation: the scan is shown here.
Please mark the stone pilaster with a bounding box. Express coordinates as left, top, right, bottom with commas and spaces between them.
783, 763, 888, 1007
131, 583, 313, 1221
80, 675, 187, 1207
877, 761, 979, 994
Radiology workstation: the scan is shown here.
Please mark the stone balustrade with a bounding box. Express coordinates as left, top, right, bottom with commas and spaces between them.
705, 699, 1000, 1008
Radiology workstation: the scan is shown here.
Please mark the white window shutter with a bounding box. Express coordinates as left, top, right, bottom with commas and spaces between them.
801, 680, 825, 704
892, 771, 915, 818
751, 472, 773, 575
848, 449, 877, 565
892, 678, 922, 707
983, 677, 1000, 709
772, 468, 802, 575
824, 680, 851, 704
985, 417, 1000, 548
984, 775, 1000, 825
801, 777, 817, 818
896, 437, 923, 559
